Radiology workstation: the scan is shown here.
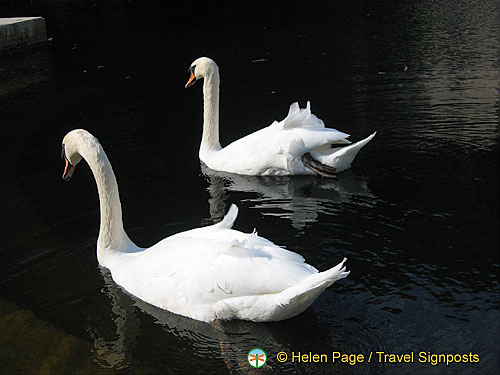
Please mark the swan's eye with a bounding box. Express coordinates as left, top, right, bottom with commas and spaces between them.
61, 144, 66, 161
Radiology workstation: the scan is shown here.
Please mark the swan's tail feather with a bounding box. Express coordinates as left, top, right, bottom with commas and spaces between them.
290, 258, 350, 298
215, 204, 239, 229
311, 131, 376, 172
217, 258, 349, 322
283, 101, 325, 129
308, 257, 350, 287
262, 258, 349, 321
281, 258, 349, 301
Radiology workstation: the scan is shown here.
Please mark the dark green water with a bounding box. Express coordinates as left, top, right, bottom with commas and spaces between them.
0, 0, 498, 374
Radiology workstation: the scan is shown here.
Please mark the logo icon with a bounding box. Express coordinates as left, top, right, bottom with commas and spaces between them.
248, 348, 267, 368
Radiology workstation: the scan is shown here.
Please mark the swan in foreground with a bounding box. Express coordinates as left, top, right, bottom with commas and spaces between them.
185, 57, 376, 177
61, 129, 349, 322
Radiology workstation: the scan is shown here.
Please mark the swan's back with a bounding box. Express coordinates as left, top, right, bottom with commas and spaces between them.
108, 224, 326, 321
203, 102, 353, 175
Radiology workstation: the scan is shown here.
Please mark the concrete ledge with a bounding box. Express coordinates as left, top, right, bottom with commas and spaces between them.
0, 17, 47, 55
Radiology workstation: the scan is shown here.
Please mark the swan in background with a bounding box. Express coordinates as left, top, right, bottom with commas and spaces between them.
61, 129, 349, 322
185, 57, 376, 177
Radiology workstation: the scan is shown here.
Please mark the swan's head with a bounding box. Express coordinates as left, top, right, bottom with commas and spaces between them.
185, 57, 219, 88
61, 129, 88, 181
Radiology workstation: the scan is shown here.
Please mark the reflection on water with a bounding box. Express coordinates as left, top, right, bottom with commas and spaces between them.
341, 0, 499, 154
92, 265, 354, 374
203, 164, 376, 232
86, 268, 141, 370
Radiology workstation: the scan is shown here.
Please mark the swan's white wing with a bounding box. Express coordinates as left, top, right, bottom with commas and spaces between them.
203, 102, 356, 175
282, 101, 324, 129
208, 125, 289, 174
278, 102, 352, 156
282, 102, 345, 134
213, 203, 238, 229
110, 216, 318, 320
220, 102, 351, 159
105, 206, 349, 322
160, 235, 313, 290
168, 204, 239, 240
278, 127, 351, 157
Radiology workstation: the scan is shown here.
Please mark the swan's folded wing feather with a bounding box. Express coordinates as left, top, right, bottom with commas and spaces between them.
169, 224, 306, 264
167, 205, 239, 241
116, 231, 317, 311
282, 102, 346, 133
214, 204, 238, 229
221, 101, 349, 156
199, 237, 317, 300
207, 103, 353, 173
206, 124, 287, 173
283, 102, 325, 129
279, 127, 351, 157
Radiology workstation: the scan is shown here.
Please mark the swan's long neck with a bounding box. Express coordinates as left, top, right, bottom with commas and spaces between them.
78, 138, 138, 266
200, 69, 222, 156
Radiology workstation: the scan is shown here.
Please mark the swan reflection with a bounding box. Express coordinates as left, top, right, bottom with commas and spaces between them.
89, 267, 338, 373
86, 267, 141, 369
202, 163, 376, 231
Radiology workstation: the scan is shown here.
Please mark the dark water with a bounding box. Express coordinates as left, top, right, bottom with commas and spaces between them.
1, 0, 498, 374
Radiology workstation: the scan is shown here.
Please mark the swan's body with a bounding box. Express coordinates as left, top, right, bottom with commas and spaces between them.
186, 57, 376, 177
61, 129, 349, 322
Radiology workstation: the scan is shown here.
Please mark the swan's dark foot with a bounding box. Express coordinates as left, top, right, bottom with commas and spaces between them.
301, 153, 337, 178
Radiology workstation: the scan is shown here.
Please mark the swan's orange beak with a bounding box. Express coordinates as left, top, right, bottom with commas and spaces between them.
62, 157, 75, 181
185, 70, 196, 88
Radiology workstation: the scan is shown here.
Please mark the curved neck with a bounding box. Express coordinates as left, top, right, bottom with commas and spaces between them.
78, 138, 138, 266
200, 71, 222, 155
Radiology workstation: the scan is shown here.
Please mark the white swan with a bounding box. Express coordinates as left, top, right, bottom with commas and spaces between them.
61, 129, 350, 322
185, 57, 376, 177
